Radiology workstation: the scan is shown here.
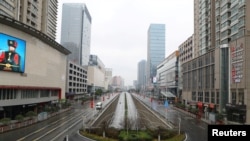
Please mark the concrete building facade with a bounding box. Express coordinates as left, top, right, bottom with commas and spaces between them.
156, 51, 179, 102
111, 76, 124, 91
178, 35, 194, 101
0, 15, 70, 119
0, 0, 58, 40
87, 55, 106, 93
65, 60, 88, 100
182, 0, 250, 124
104, 68, 113, 92
215, 0, 250, 124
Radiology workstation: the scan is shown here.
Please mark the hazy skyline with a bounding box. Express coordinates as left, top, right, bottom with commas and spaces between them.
56, 0, 194, 86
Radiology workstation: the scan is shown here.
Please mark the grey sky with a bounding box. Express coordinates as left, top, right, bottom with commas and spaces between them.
56, 0, 194, 86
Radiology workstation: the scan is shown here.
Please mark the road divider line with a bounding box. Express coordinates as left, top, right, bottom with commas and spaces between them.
16, 112, 82, 141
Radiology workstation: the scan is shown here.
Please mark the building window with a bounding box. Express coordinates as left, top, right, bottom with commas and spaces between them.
0, 89, 17, 100
40, 90, 50, 97
211, 65, 215, 88
238, 89, 244, 105
51, 90, 58, 97
205, 92, 209, 103
231, 91, 236, 104
211, 92, 215, 103
198, 92, 203, 102
198, 69, 202, 89
21, 89, 38, 99
216, 91, 220, 104
192, 92, 196, 101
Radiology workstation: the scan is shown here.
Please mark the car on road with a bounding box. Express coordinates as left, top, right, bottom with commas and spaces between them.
96, 102, 102, 110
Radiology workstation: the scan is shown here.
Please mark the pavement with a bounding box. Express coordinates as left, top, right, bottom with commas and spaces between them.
172, 107, 243, 125
172, 106, 212, 125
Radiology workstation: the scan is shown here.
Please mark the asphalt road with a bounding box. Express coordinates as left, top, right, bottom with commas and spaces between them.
133, 93, 208, 141
0, 93, 208, 141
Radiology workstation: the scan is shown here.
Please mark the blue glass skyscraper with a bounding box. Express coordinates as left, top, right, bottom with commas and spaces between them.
147, 24, 165, 86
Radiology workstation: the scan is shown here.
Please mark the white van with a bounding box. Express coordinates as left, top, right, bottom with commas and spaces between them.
96, 102, 102, 110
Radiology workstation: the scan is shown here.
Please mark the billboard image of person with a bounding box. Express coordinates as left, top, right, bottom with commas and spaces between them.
0, 33, 26, 73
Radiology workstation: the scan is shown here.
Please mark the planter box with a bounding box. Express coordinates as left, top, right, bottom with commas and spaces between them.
216, 120, 224, 125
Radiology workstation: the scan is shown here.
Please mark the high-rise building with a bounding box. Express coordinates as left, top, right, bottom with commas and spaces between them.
182, 0, 216, 111
178, 35, 194, 101
137, 60, 147, 92
179, 35, 194, 64
62, 3, 91, 100
194, 0, 216, 57
0, 0, 58, 40
60, 3, 91, 66
157, 51, 179, 96
104, 68, 113, 92
147, 24, 165, 87
182, 0, 250, 124
214, 0, 250, 124
182, 0, 217, 120
111, 76, 124, 91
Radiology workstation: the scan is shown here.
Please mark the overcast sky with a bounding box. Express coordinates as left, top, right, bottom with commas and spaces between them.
56, 0, 194, 86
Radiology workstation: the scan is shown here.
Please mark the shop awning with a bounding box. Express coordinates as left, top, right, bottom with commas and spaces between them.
161, 91, 176, 98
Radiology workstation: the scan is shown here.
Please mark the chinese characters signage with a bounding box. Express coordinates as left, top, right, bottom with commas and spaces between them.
231, 42, 243, 83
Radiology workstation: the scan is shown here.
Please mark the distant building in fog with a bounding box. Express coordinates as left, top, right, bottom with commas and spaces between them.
137, 60, 147, 91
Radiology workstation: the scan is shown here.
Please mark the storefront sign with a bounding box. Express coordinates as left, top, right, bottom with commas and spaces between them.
231, 42, 244, 83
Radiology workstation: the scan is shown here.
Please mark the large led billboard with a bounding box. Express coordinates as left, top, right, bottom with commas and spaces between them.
0, 33, 26, 73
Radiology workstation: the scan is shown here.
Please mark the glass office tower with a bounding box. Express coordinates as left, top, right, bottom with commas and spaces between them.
147, 24, 166, 86
60, 3, 92, 66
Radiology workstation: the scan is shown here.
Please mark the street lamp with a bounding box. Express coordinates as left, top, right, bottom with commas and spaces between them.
92, 83, 95, 117
178, 117, 181, 135
177, 111, 181, 135
82, 115, 86, 131
222, 108, 227, 124
136, 110, 138, 134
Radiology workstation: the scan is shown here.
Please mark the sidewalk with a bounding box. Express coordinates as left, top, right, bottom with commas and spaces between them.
0, 107, 71, 133
172, 106, 212, 124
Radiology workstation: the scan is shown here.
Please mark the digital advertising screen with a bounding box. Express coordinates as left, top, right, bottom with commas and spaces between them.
0, 33, 26, 73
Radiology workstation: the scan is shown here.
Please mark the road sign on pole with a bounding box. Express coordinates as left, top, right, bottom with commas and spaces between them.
164, 100, 169, 108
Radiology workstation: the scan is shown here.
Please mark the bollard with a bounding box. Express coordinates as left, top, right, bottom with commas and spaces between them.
64, 135, 68, 141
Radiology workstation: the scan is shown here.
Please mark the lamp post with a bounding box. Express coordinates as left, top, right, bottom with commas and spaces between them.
82, 115, 86, 131
136, 110, 138, 134
222, 108, 227, 124
92, 83, 95, 118
178, 117, 181, 135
